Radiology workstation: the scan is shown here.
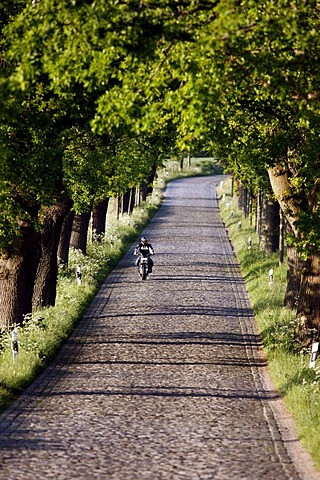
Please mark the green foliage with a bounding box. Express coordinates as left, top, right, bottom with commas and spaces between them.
194, 159, 223, 175
263, 315, 301, 354
1, 0, 320, 258
0, 0, 26, 33
161, 1, 320, 256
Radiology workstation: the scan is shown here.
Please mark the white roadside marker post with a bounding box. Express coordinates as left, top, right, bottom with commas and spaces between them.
268, 268, 273, 284
76, 266, 82, 286
11, 329, 19, 361
309, 342, 319, 369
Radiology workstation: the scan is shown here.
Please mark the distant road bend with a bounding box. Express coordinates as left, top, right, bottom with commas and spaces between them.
0, 176, 318, 480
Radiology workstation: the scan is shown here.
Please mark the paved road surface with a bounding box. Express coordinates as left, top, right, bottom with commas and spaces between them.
0, 176, 318, 480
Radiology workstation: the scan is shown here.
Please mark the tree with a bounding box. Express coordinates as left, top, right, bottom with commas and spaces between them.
32, 197, 72, 309
1, 0, 196, 326
3, 0, 319, 336
0, 82, 71, 325
162, 0, 320, 335
92, 199, 109, 240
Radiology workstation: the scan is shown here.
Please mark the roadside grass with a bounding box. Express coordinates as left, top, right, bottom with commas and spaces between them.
218, 178, 320, 471
0, 161, 213, 414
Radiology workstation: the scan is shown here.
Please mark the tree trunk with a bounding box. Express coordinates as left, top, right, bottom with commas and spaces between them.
268, 164, 320, 337
296, 252, 320, 335
268, 165, 300, 237
236, 182, 243, 211
248, 193, 253, 227
129, 187, 135, 214
187, 153, 191, 169
243, 188, 249, 218
236, 183, 250, 217
122, 190, 131, 214
141, 182, 148, 202
258, 193, 280, 253
0, 224, 40, 327
284, 243, 303, 309
142, 162, 157, 200
70, 211, 91, 255
147, 170, 155, 197
58, 211, 74, 266
32, 197, 72, 310
114, 196, 121, 219
92, 199, 109, 240
256, 189, 263, 236
279, 209, 285, 265
135, 185, 140, 207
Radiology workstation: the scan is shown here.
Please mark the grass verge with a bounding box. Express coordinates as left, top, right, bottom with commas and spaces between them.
218, 177, 320, 471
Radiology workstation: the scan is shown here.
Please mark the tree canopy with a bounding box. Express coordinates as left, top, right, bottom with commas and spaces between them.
0, 0, 320, 329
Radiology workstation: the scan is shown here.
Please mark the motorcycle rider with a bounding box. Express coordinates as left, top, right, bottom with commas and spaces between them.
134, 236, 154, 273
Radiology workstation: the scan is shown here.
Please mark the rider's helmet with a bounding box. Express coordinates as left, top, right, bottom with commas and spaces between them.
141, 236, 148, 244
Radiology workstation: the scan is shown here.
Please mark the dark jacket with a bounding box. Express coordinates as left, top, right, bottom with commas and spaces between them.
134, 242, 154, 257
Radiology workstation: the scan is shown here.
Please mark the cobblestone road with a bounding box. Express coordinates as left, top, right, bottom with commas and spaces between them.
0, 176, 318, 480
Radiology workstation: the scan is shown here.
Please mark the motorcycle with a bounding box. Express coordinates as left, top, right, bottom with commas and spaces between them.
134, 244, 153, 281
138, 254, 150, 281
